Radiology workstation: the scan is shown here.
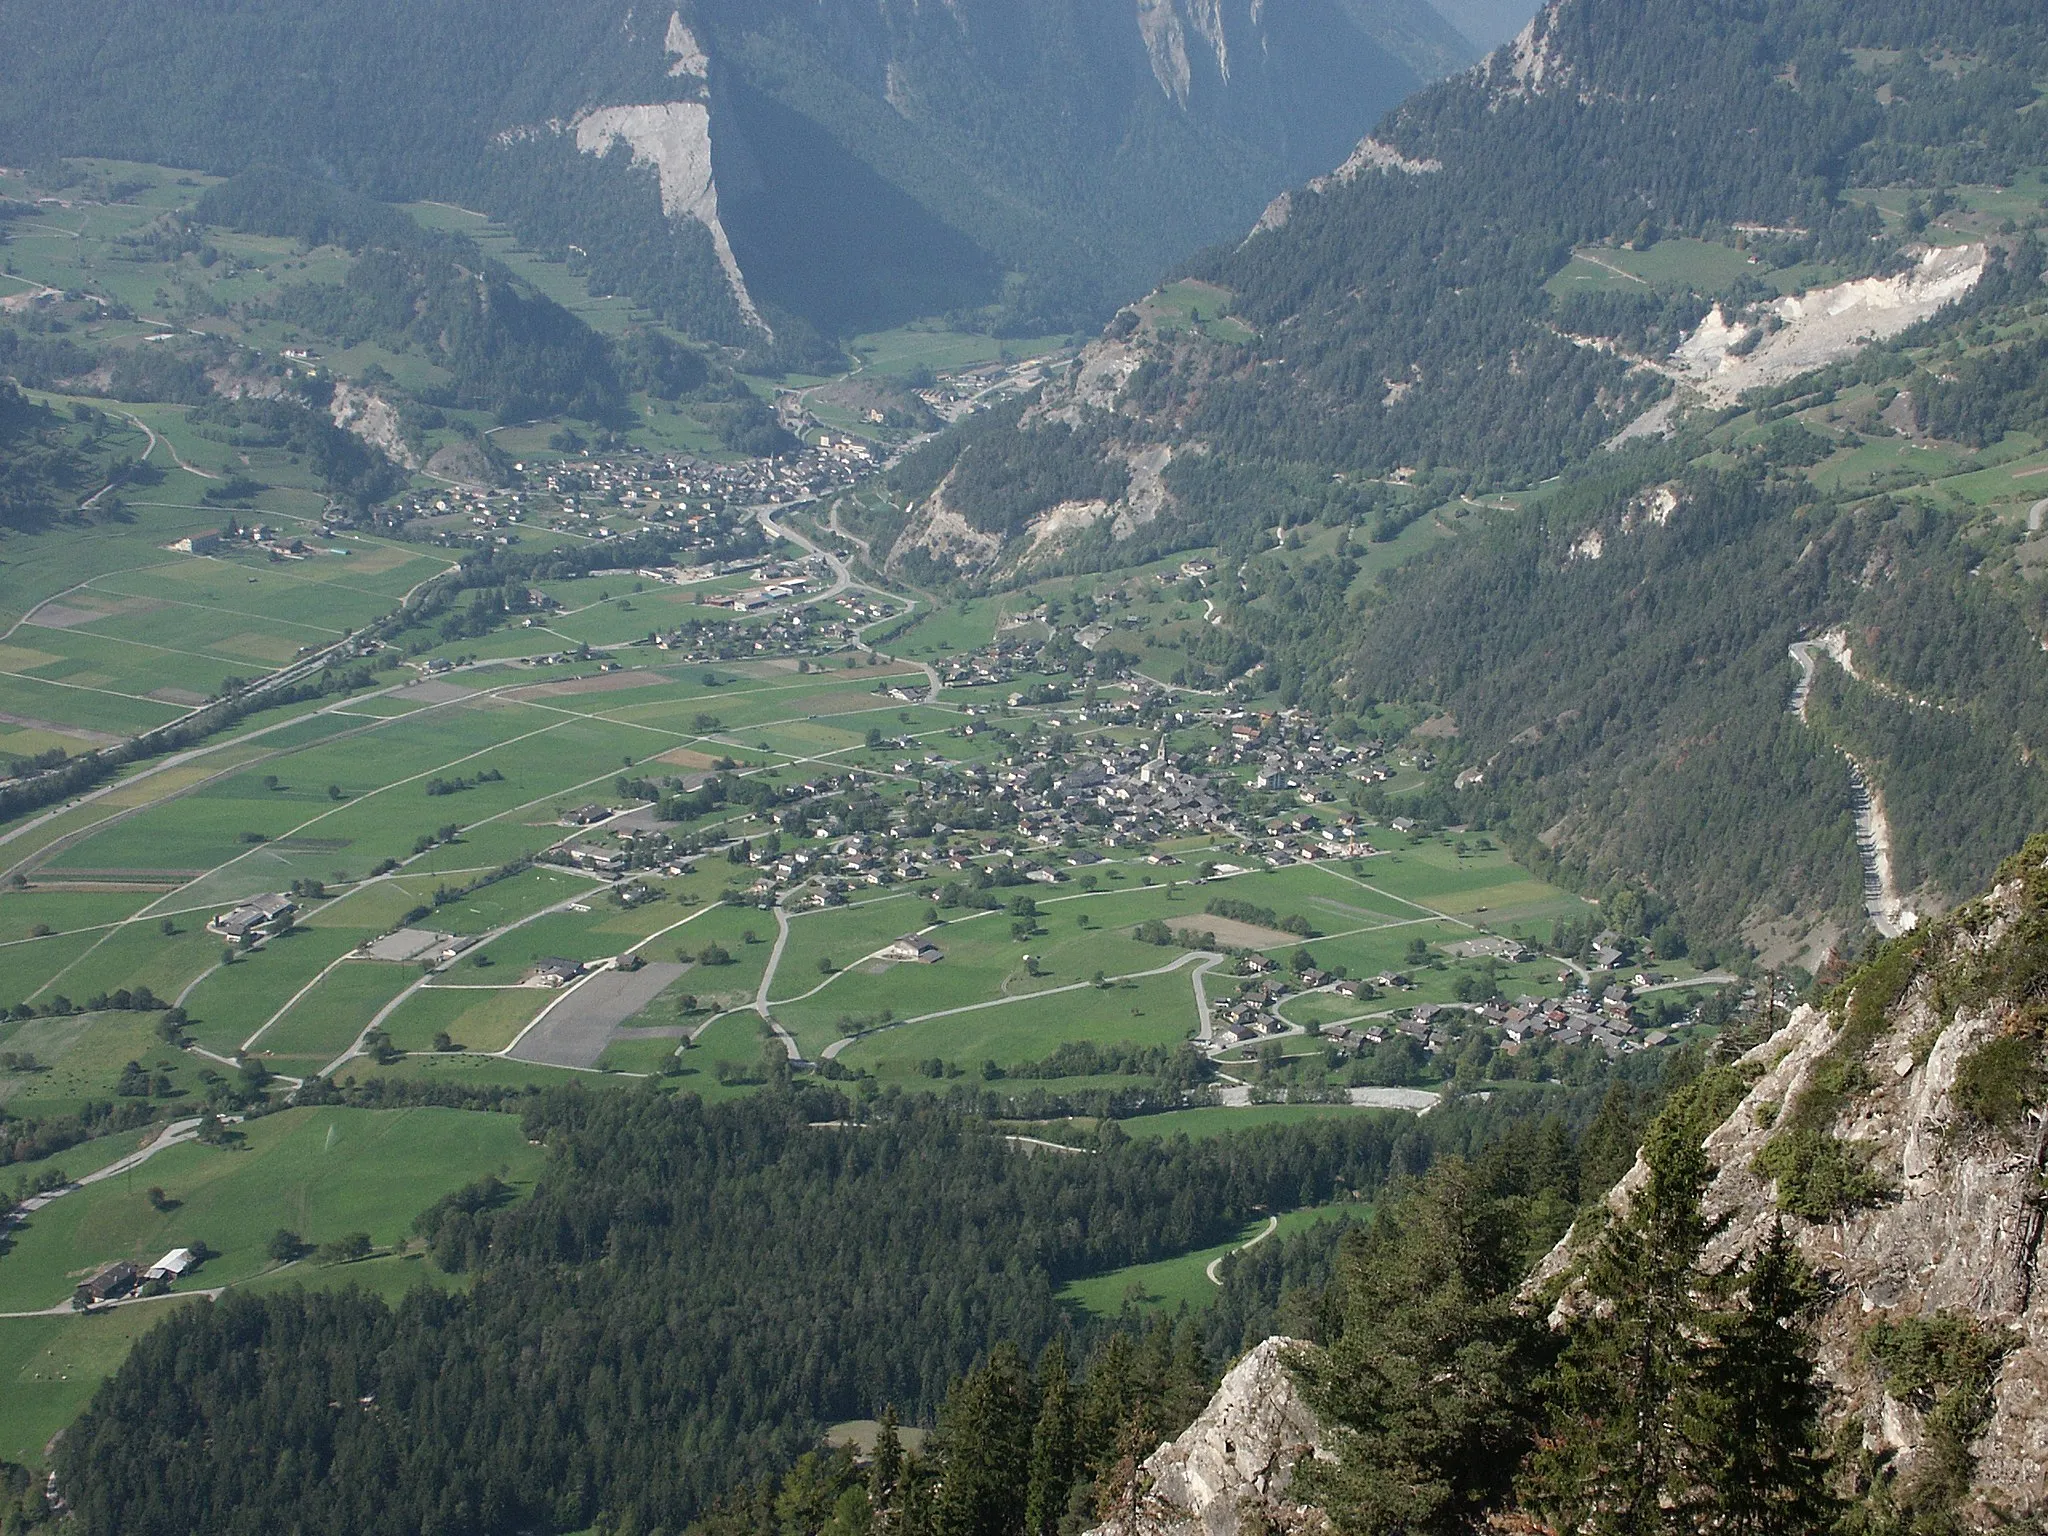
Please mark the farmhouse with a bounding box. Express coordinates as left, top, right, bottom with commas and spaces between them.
211, 892, 296, 938
77, 1261, 137, 1305
145, 1248, 199, 1283
529, 957, 585, 988
880, 935, 943, 964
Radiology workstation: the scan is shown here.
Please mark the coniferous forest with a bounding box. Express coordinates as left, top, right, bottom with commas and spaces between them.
43, 1060, 1724, 1536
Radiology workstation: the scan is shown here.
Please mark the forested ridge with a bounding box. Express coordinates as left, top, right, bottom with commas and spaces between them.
906, 0, 2048, 559
0, 0, 1454, 345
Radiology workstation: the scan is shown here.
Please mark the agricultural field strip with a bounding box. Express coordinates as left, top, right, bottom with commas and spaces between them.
1310, 861, 1478, 928
13, 658, 935, 952
0, 861, 521, 954
319, 870, 621, 1076
779, 861, 1495, 1053
813, 948, 1222, 1061
0, 565, 463, 868
91, 549, 454, 614
12, 621, 314, 676
761, 874, 1218, 1015
479, 901, 737, 1073
66, 582, 354, 641
480, 901, 728, 1068
0, 665, 177, 708
19, 712, 589, 1002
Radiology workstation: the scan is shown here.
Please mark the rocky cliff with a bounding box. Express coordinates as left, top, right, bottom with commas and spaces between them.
1134, 840, 2048, 1535
1536, 836, 2048, 1524
1089, 1338, 1329, 1536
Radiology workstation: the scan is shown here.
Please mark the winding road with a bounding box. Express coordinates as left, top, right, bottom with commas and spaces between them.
1205, 1213, 1280, 1285
1788, 639, 1915, 937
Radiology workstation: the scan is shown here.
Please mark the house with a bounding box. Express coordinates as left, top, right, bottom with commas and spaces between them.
77, 1262, 137, 1305
211, 892, 297, 939
880, 935, 943, 964
562, 804, 612, 826
145, 1248, 198, 1283
529, 957, 585, 988
173, 532, 222, 555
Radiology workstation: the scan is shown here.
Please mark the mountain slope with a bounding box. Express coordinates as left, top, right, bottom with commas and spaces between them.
889, 0, 2046, 571
879, 0, 2048, 959
0, 0, 1469, 349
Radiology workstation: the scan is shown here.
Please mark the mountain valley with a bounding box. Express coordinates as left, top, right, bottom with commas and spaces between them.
5, 0, 2048, 1531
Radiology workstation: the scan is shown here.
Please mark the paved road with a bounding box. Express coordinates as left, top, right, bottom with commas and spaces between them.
1189, 954, 1227, 1042
756, 499, 941, 699
753, 908, 804, 1062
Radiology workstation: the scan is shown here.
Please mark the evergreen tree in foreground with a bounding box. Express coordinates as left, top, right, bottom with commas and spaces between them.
1289, 1160, 1546, 1536
1519, 1080, 1836, 1536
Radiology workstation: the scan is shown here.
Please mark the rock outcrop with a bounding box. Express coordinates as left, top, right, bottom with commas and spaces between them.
1089, 1338, 1327, 1536
1536, 844, 2048, 1524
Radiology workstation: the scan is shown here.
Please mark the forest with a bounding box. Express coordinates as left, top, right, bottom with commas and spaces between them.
44, 1045, 1724, 1536
200, 170, 627, 424
0, 383, 96, 532
698, 1028, 1970, 1536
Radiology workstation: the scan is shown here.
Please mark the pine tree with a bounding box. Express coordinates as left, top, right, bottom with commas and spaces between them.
1688, 1220, 1838, 1536
1077, 1333, 1137, 1481
1519, 1112, 1717, 1536
1290, 1160, 1544, 1535
935, 1347, 1037, 1536
870, 1406, 905, 1535
1024, 1343, 1077, 1536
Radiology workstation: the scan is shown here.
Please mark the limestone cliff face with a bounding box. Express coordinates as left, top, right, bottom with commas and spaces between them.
1536, 849, 2048, 1523
1089, 1339, 1328, 1536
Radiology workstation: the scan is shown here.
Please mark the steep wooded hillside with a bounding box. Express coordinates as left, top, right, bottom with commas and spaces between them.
890, 0, 2046, 571
880, 0, 2048, 959
0, 0, 1474, 348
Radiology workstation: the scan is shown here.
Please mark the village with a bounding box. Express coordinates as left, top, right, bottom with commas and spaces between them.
372, 438, 879, 550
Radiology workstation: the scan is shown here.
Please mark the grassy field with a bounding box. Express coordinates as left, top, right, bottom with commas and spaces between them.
0, 1105, 534, 1465
1058, 1198, 1368, 1317
1545, 238, 1760, 297
1121, 1104, 1402, 1139
0, 1302, 210, 1465
0, 1106, 542, 1313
